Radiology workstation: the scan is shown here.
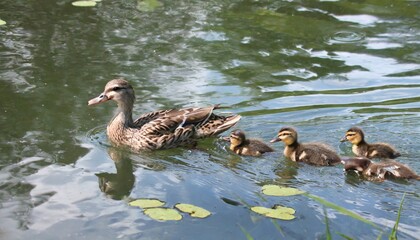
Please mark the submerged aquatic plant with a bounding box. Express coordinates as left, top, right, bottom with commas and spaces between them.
389, 193, 405, 240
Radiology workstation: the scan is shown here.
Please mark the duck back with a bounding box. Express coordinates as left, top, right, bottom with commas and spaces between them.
294, 143, 341, 166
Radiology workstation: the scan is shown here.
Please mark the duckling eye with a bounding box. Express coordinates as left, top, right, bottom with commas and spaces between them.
347, 133, 355, 137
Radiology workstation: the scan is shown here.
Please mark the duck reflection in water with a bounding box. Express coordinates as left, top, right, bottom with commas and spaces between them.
96, 148, 135, 200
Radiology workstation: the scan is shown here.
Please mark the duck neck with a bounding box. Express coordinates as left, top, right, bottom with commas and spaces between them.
231, 139, 249, 151
112, 100, 134, 125
355, 139, 366, 146
107, 103, 134, 144
284, 141, 299, 159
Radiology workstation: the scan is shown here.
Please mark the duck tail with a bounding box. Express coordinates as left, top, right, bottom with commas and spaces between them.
195, 114, 241, 138
214, 115, 241, 135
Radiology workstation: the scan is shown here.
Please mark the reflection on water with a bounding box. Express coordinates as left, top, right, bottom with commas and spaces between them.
0, 0, 419, 239
96, 149, 135, 200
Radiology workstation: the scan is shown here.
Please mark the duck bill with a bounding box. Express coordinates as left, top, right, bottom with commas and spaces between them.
340, 136, 348, 142
270, 138, 281, 143
88, 93, 109, 106
221, 136, 230, 142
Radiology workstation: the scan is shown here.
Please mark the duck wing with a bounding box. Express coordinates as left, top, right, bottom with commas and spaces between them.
297, 144, 341, 166
133, 109, 176, 128
134, 105, 240, 149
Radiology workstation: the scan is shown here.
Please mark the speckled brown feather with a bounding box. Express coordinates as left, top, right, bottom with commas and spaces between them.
89, 79, 241, 151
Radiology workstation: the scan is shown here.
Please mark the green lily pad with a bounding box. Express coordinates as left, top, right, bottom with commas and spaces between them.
137, 0, 163, 12
175, 203, 211, 218
0, 19, 6, 26
144, 207, 182, 221
251, 206, 296, 220
129, 198, 165, 209
262, 185, 305, 196
72, 1, 97, 7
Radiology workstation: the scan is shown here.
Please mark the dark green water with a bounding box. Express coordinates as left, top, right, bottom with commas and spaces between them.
1, 0, 419, 239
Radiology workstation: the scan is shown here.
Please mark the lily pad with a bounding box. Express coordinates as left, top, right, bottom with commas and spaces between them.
129, 198, 165, 209
0, 19, 6, 26
72, 1, 97, 7
262, 185, 305, 196
175, 203, 211, 218
137, 0, 163, 12
144, 207, 182, 221
251, 206, 296, 220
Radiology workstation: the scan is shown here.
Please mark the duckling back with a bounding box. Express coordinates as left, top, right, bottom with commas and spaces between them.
233, 139, 274, 156
365, 143, 400, 159
295, 143, 341, 166
370, 161, 419, 180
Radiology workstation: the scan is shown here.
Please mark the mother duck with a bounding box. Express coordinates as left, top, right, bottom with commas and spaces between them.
88, 79, 241, 151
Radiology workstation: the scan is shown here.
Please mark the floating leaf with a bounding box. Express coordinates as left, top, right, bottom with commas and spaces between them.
175, 203, 211, 218
144, 207, 182, 221
72, 1, 97, 7
129, 198, 165, 209
0, 19, 6, 26
137, 0, 163, 12
251, 206, 295, 220
262, 185, 305, 196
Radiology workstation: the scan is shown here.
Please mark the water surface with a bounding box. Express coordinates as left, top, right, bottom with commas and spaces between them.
0, 0, 419, 239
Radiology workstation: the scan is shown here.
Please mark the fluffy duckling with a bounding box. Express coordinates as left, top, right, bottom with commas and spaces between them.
270, 127, 341, 166
342, 157, 420, 181
224, 130, 274, 156
340, 127, 400, 159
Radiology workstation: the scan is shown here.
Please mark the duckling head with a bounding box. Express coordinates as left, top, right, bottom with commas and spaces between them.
88, 79, 135, 110
270, 127, 297, 146
229, 130, 246, 147
342, 157, 371, 173
341, 127, 364, 145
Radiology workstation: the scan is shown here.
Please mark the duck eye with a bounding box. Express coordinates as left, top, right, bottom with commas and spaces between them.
112, 86, 122, 91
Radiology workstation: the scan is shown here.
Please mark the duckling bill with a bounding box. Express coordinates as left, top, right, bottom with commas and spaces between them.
88, 79, 241, 151
224, 130, 274, 156
271, 127, 341, 166
341, 127, 400, 159
342, 158, 420, 181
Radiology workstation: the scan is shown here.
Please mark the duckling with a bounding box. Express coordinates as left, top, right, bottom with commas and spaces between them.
270, 127, 341, 166
340, 127, 400, 159
224, 130, 274, 156
342, 157, 420, 181
88, 79, 241, 151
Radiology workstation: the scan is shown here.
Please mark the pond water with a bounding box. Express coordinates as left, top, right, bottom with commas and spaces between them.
1, 0, 419, 239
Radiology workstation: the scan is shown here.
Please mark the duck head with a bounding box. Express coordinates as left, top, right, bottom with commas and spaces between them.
270, 127, 297, 146
88, 79, 135, 110
342, 157, 371, 173
227, 130, 246, 147
341, 127, 364, 145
